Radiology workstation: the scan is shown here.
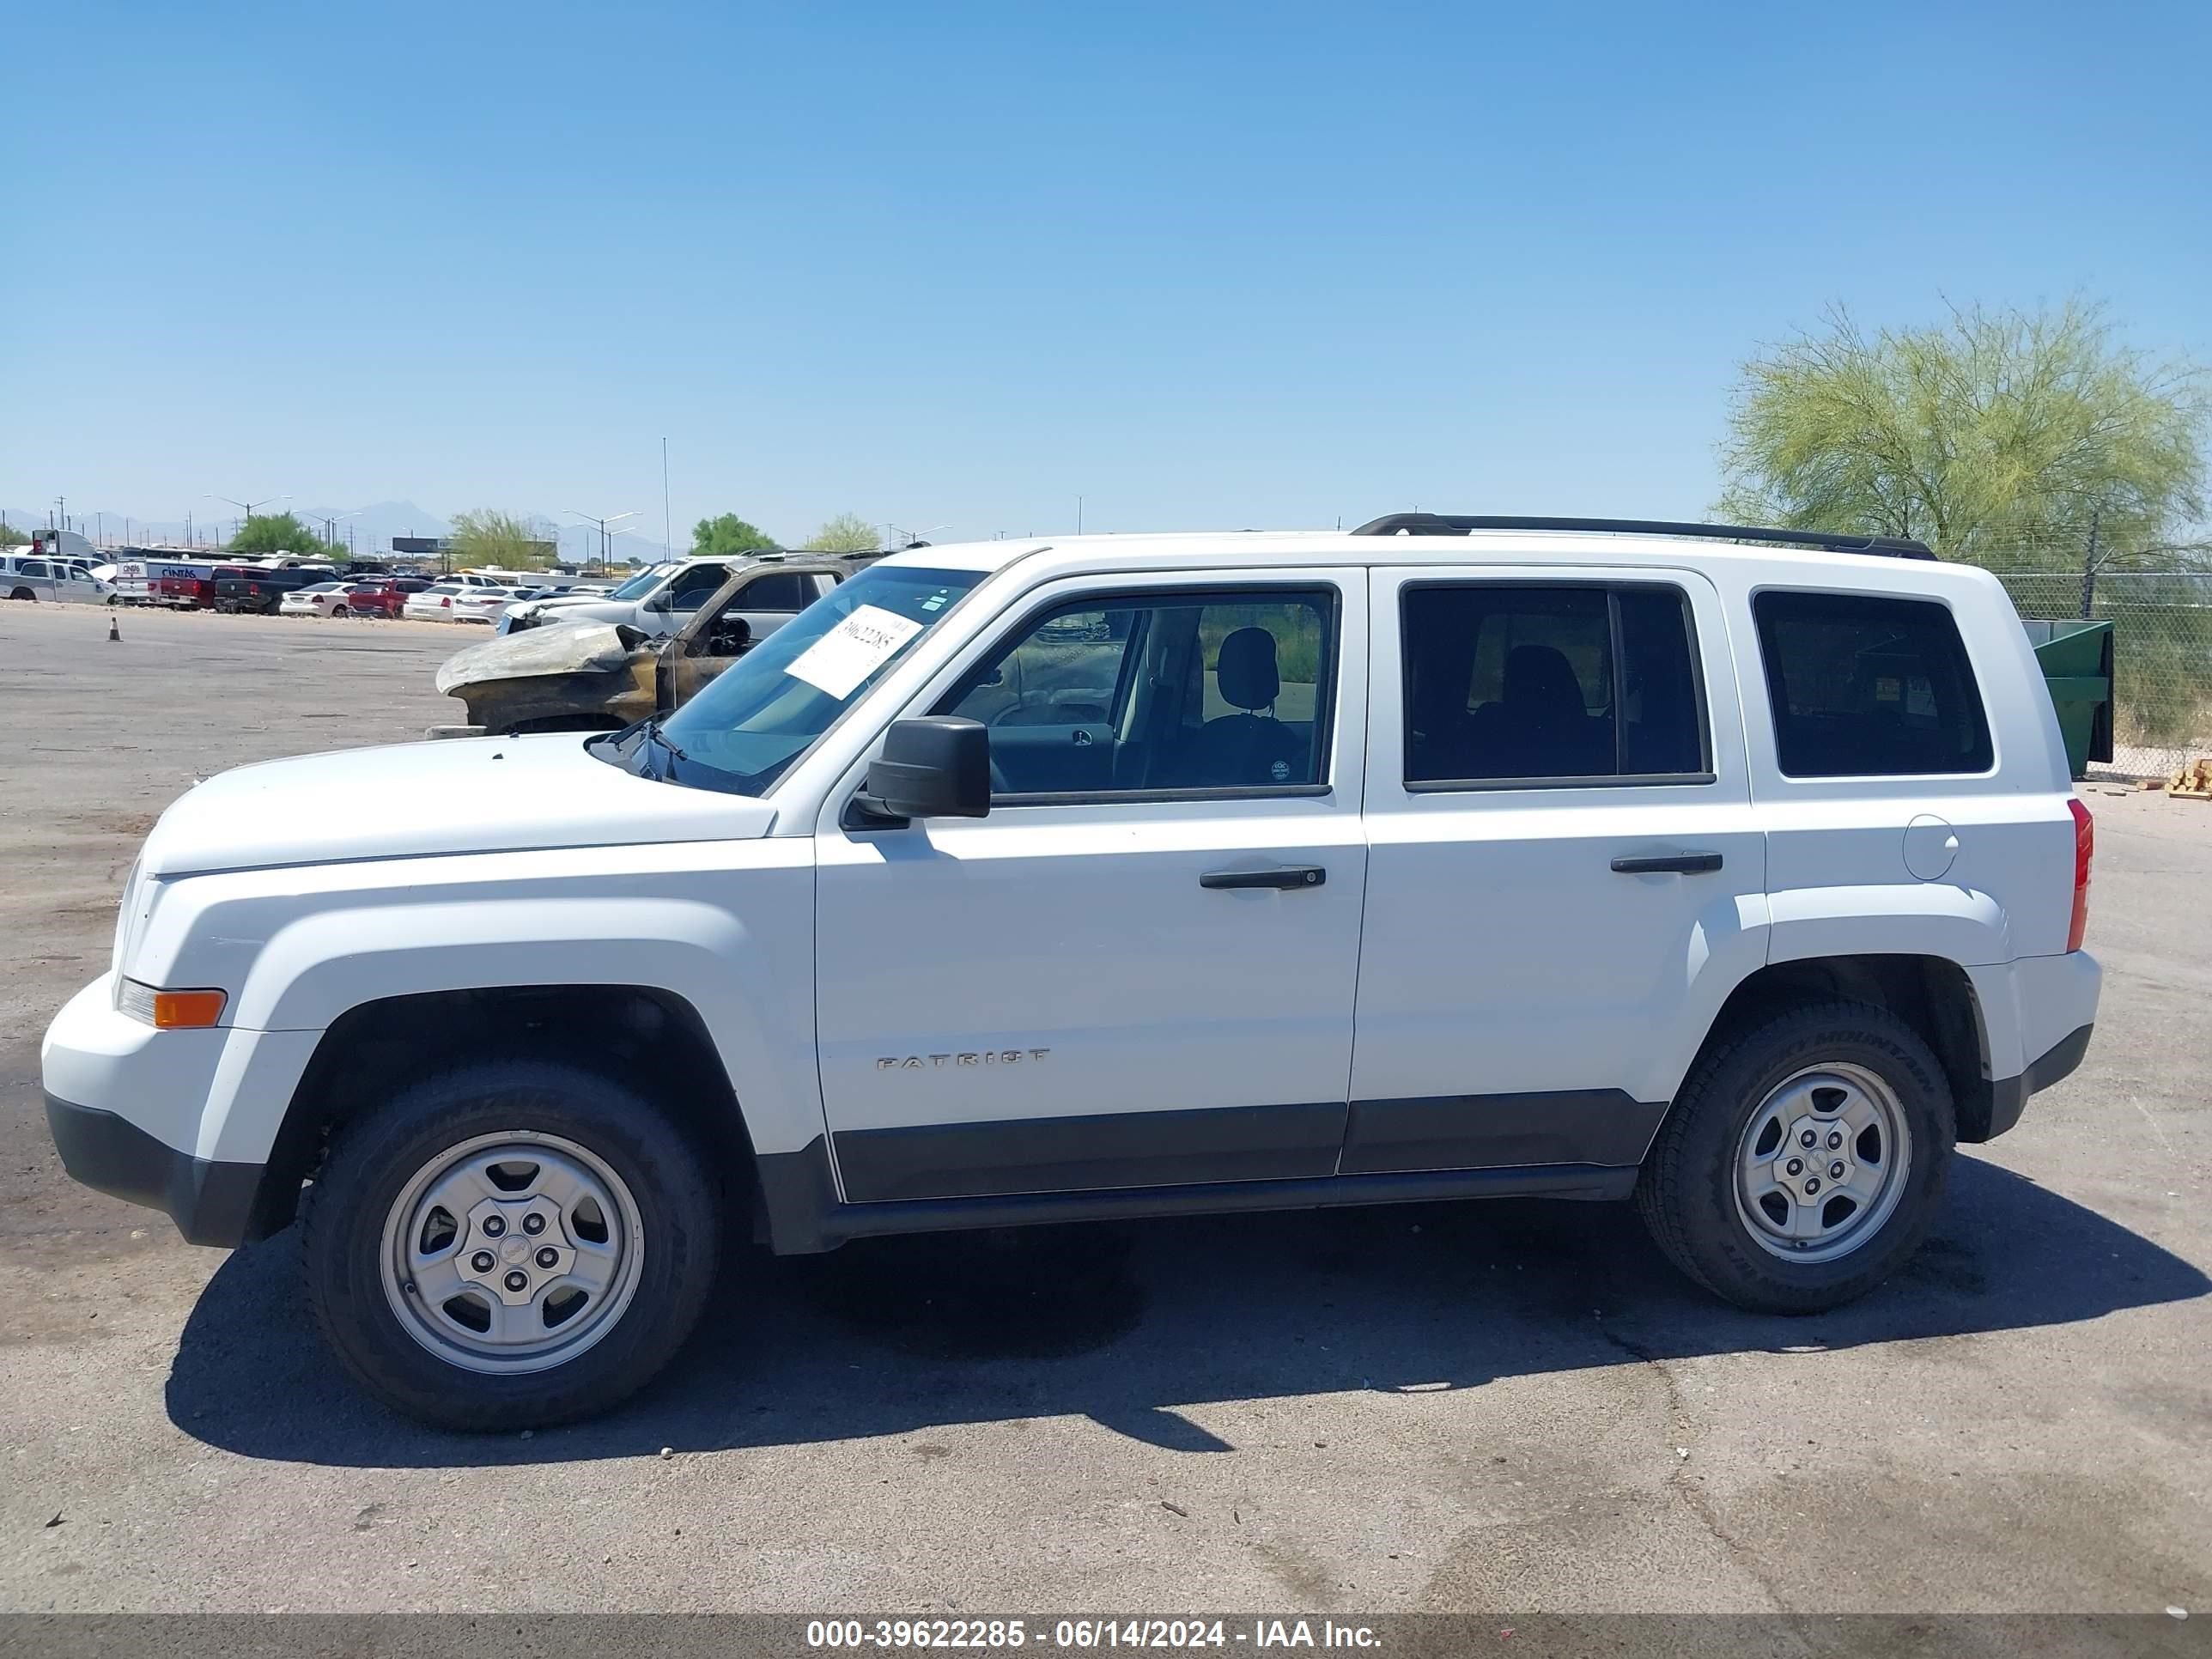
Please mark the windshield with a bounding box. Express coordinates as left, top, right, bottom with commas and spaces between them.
609, 562, 680, 601
649, 563, 981, 795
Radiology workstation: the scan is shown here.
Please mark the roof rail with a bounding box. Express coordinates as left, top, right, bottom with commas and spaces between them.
1349, 513, 1935, 561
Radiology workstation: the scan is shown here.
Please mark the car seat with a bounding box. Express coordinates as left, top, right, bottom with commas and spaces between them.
1180, 627, 1311, 786
1472, 643, 1607, 777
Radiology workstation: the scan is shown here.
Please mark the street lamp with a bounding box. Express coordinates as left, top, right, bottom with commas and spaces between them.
205, 491, 289, 520
565, 508, 640, 566
889, 522, 951, 549
316, 509, 363, 559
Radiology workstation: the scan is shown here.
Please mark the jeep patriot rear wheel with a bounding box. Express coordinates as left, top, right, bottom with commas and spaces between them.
302, 1059, 721, 1430
1637, 1001, 1954, 1313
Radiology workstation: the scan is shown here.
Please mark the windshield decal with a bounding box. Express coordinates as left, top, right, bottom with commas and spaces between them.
783, 604, 924, 699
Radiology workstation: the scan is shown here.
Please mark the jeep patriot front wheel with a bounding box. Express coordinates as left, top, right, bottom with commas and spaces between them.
302, 1059, 721, 1430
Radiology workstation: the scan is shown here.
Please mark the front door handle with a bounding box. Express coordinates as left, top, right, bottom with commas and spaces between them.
1200, 866, 1327, 890
1611, 852, 1723, 875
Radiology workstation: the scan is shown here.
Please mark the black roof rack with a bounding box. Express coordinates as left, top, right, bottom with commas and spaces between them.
1350, 513, 1935, 560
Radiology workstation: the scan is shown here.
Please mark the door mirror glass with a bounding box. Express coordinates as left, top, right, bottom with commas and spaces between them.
861, 717, 992, 821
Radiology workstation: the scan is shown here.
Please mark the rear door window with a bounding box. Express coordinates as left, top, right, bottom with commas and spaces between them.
1754, 592, 1992, 777
738, 573, 817, 612
1401, 583, 1710, 786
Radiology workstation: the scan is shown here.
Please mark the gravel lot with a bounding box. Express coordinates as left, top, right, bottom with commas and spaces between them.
1, 599, 2207, 1615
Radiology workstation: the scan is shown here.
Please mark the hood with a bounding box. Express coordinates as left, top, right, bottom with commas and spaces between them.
502, 596, 635, 635
139, 734, 775, 878
435, 623, 649, 695
517, 593, 618, 617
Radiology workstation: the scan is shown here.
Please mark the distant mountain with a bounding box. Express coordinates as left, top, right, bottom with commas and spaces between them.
5, 501, 681, 567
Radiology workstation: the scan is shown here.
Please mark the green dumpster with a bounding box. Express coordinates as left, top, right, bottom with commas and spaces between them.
2018, 618, 2115, 779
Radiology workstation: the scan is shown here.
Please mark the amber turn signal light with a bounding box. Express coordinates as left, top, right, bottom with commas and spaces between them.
122, 981, 228, 1029
152, 990, 227, 1028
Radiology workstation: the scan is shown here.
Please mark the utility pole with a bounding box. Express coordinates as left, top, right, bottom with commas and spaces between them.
662, 438, 672, 558
1077, 495, 1084, 535
2079, 507, 2101, 621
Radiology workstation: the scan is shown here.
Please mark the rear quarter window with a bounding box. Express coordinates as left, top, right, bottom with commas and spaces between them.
1754, 591, 1992, 778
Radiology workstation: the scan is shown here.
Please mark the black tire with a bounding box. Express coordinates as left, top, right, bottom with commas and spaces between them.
301, 1059, 722, 1430
1637, 1000, 1954, 1313
9, 587, 33, 601
331, 605, 349, 618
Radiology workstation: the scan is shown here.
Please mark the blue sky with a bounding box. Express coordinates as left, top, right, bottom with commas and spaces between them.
6, 0, 2209, 548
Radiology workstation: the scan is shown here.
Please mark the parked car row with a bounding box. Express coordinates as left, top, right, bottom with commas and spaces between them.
278, 580, 421, 619
402, 580, 605, 624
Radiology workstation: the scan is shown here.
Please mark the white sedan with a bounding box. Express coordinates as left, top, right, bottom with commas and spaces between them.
449, 586, 531, 624
277, 582, 371, 619
403, 583, 468, 622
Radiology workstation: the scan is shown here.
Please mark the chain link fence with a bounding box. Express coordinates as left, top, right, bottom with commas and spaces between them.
1996, 569, 2212, 779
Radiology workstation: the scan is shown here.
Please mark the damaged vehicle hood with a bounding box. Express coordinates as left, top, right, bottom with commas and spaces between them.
435, 623, 651, 695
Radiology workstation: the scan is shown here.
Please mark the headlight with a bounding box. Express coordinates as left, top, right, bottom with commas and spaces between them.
118, 978, 228, 1029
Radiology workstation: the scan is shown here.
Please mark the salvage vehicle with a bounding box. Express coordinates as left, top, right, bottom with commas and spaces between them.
42, 516, 2101, 1430
495, 553, 841, 635
433, 556, 869, 735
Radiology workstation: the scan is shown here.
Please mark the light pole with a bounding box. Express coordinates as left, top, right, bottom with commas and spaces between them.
566, 508, 640, 567
206, 491, 289, 519
601, 524, 647, 568
888, 522, 951, 549
319, 509, 362, 560
205, 492, 289, 549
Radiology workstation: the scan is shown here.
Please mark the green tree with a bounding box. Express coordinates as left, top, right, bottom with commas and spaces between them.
802, 512, 879, 553
691, 513, 778, 556
227, 511, 340, 561
0, 521, 27, 547
449, 508, 554, 568
1716, 301, 2208, 570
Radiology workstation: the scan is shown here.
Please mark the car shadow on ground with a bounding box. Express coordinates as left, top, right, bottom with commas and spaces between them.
166, 1154, 2208, 1468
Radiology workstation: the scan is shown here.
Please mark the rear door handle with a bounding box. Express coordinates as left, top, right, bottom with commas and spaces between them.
1200, 866, 1327, 890
1611, 852, 1723, 875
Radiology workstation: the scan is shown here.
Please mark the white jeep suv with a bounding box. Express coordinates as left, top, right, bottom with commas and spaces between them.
41, 515, 2100, 1429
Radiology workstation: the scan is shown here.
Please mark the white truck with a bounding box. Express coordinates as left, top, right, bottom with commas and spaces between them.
494, 556, 827, 636
41, 515, 2100, 1429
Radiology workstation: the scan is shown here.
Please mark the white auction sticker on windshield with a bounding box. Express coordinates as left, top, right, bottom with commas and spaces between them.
784, 604, 925, 699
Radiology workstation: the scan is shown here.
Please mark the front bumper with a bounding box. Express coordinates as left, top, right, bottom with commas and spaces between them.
46, 1091, 265, 1248
41, 972, 317, 1244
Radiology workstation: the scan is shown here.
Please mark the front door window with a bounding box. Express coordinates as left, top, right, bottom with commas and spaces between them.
937, 589, 1338, 798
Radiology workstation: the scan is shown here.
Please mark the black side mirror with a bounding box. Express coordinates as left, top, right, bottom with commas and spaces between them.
855, 717, 990, 823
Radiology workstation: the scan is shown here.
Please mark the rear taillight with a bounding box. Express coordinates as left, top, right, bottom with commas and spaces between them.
441, 596, 451, 607
2067, 797, 2094, 951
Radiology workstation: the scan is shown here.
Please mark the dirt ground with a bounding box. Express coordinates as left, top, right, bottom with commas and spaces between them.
1, 599, 2206, 1615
